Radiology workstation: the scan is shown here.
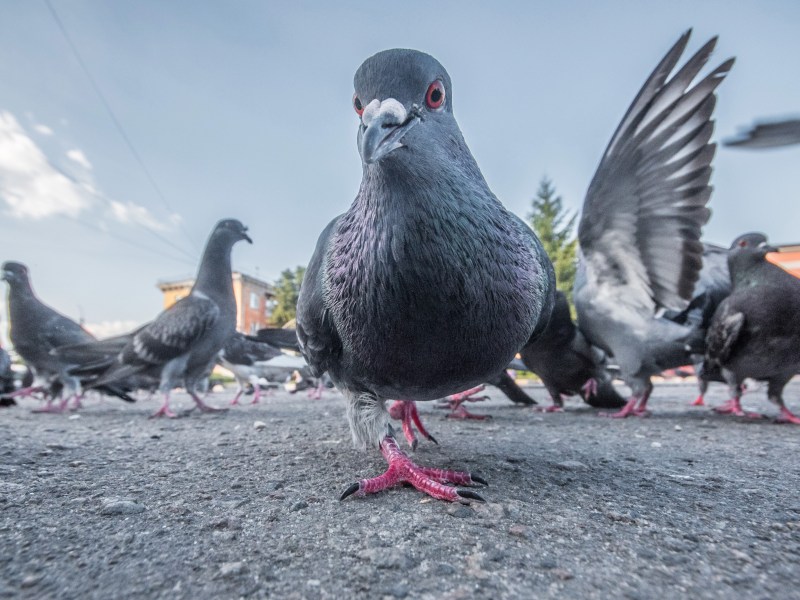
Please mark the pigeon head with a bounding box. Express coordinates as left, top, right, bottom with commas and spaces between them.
353, 49, 461, 167
1, 262, 30, 286
211, 219, 253, 245
728, 232, 778, 272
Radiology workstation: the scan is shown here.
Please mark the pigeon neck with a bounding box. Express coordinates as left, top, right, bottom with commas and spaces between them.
8, 278, 35, 300
192, 236, 234, 300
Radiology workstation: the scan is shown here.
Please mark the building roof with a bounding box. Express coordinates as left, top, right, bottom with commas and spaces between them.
157, 271, 275, 293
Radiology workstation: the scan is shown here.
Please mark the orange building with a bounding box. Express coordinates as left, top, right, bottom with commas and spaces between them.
157, 272, 276, 334
771, 244, 800, 279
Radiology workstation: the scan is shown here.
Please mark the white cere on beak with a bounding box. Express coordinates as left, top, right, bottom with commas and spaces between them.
361, 98, 408, 127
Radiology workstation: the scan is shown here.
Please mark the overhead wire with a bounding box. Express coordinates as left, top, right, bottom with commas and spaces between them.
43, 0, 201, 253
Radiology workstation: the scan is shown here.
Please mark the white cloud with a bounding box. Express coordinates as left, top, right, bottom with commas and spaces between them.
66, 148, 92, 170
84, 320, 140, 339
109, 200, 174, 232
0, 111, 92, 219
0, 110, 180, 235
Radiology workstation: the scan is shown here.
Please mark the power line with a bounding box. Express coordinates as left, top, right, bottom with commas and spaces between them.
43, 0, 200, 251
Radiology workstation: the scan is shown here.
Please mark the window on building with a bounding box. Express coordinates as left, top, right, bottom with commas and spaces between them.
250, 292, 259, 309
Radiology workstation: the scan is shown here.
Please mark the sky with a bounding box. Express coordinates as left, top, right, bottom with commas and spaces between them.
1, 1, 799, 346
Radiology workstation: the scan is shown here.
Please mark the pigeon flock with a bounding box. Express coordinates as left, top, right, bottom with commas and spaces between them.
3, 31, 800, 505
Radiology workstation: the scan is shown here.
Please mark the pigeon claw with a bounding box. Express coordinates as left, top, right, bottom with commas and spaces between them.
775, 407, 800, 425
691, 395, 705, 407
341, 435, 486, 503
339, 482, 362, 501
713, 398, 764, 419
456, 490, 486, 504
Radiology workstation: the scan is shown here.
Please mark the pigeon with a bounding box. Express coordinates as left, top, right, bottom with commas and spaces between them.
218, 332, 309, 405
296, 49, 555, 503
724, 117, 800, 149
573, 32, 734, 418
520, 291, 625, 412
1, 262, 135, 411
0, 345, 14, 403
57, 219, 251, 417
705, 233, 800, 423
662, 242, 731, 406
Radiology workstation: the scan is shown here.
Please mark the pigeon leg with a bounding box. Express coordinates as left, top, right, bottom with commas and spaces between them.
229, 383, 244, 406
599, 385, 651, 418
251, 384, 261, 405
308, 381, 324, 400
534, 386, 565, 413
189, 392, 227, 413
150, 393, 178, 419
776, 406, 800, 425
712, 397, 764, 419
581, 378, 599, 399
70, 394, 84, 411
388, 400, 438, 450
340, 435, 486, 503
439, 385, 490, 420
32, 396, 65, 414
691, 394, 705, 406
4, 385, 46, 399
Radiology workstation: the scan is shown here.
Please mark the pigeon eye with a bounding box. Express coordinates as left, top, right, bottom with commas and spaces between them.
426, 80, 445, 110
353, 94, 364, 117
738, 240, 748, 248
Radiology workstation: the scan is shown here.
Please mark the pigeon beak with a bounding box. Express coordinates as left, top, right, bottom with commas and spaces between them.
758, 241, 778, 253
243, 233, 253, 244
359, 98, 420, 164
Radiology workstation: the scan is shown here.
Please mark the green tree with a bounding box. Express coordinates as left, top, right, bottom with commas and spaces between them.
270, 266, 306, 327
528, 176, 578, 311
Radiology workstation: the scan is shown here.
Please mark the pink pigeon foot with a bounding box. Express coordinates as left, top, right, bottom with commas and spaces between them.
188, 392, 227, 413
339, 435, 486, 503
599, 396, 650, 418
581, 378, 599, 399
308, 381, 325, 400
438, 385, 490, 420
250, 386, 262, 405
775, 406, 800, 424
229, 390, 245, 406
691, 394, 705, 407
5, 385, 46, 400
388, 400, 438, 450
32, 398, 66, 414
534, 404, 564, 413
713, 398, 764, 419
150, 393, 178, 419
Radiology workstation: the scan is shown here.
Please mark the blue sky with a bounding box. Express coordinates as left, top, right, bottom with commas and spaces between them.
1, 1, 799, 344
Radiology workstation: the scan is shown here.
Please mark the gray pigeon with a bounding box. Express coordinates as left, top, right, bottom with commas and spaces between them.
1, 262, 135, 411
574, 32, 734, 417
0, 345, 14, 401
724, 118, 800, 149
662, 242, 732, 405
58, 219, 251, 417
520, 291, 625, 411
218, 332, 309, 405
296, 49, 555, 503
705, 233, 800, 423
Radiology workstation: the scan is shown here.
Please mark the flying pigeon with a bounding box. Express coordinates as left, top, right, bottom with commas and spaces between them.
296, 49, 556, 503
57, 219, 252, 417
218, 332, 310, 405
520, 291, 625, 412
724, 117, 800, 149
1, 262, 135, 411
705, 233, 800, 423
573, 32, 734, 418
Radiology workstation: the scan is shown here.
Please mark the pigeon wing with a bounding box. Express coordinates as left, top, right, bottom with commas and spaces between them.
296, 217, 343, 378
126, 295, 220, 366
579, 31, 734, 316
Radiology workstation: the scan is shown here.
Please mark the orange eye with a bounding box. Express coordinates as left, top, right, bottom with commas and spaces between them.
426, 80, 445, 110
353, 94, 364, 116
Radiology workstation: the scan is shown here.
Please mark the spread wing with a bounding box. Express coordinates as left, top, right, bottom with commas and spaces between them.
296, 217, 343, 377
579, 31, 734, 317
